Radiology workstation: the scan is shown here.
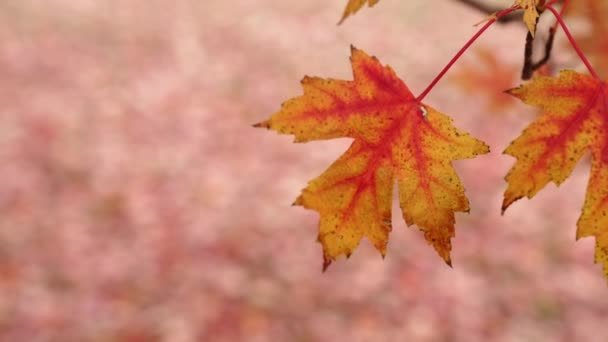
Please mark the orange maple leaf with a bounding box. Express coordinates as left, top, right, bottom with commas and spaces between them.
256, 47, 489, 269
339, 0, 380, 24
503, 70, 608, 278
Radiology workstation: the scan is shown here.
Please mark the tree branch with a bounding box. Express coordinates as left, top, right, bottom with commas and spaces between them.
453, 0, 523, 24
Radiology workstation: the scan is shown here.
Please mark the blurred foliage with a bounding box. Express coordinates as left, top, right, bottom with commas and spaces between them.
0, 0, 607, 341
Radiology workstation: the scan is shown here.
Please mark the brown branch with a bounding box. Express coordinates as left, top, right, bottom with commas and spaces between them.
521, 29, 536, 79
521, 26, 556, 79
453, 0, 523, 24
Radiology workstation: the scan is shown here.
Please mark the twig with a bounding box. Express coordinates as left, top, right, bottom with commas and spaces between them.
453, 0, 523, 24
521, 24, 556, 79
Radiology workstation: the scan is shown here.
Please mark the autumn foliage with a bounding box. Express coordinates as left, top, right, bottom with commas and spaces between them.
256, 0, 608, 283
256, 47, 488, 268
339, 0, 380, 24
503, 71, 608, 277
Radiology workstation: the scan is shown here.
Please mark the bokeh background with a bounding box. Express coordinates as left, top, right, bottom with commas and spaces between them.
1, 0, 607, 341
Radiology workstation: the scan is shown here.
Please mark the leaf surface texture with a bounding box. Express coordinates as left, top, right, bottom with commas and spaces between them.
504, 70, 608, 278
257, 47, 488, 269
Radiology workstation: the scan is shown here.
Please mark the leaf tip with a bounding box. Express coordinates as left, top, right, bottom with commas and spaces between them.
480, 142, 491, 154
253, 120, 270, 129
504, 87, 520, 96
349, 45, 361, 59
322, 257, 332, 272
338, 8, 354, 26
300, 75, 312, 84
445, 258, 453, 268
501, 196, 518, 215
293, 195, 304, 207
378, 243, 388, 259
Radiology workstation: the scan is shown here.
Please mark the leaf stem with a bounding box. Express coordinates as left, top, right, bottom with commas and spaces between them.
416, 7, 518, 102
544, 4, 600, 80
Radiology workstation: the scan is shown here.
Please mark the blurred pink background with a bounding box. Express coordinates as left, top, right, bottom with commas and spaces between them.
1, 0, 607, 341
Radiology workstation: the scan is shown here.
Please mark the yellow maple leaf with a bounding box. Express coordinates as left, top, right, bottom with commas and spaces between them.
515, 0, 540, 37
339, 0, 380, 24
256, 47, 489, 269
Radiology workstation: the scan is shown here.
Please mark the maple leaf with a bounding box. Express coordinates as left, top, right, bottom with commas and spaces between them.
503, 70, 608, 278
255, 47, 489, 269
515, 0, 541, 37
339, 0, 380, 24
